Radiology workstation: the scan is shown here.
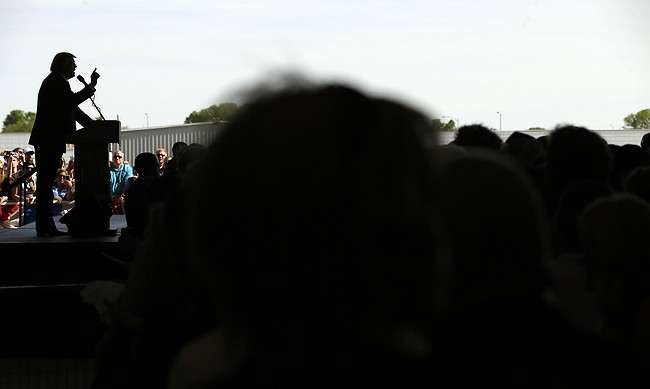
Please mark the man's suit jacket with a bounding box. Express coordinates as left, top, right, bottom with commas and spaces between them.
29, 71, 95, 153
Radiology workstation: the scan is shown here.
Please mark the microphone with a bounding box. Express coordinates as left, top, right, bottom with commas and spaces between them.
77, 75, 89, 87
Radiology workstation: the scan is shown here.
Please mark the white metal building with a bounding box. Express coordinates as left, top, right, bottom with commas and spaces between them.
437, 129, 648, 147
0, 122, 227, 162
2, 125, 649, 162
112, 122, 227, 161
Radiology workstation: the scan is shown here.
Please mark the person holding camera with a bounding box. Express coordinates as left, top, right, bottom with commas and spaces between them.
0, 156, 8, 201
0, 153, 23, 227
4, 152, 23, 201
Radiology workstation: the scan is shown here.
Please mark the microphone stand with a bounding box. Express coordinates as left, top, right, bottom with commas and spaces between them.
78, 75, 105, 120
90, 94, 105, 120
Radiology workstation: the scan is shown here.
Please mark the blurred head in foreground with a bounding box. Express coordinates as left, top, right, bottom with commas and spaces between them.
179, 83, 441, 377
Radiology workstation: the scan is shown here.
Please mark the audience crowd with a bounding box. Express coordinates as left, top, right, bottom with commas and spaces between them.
0, 145, 181, 227
4, 82, 650, 387
86, 84, 650, 388
0, 148, 36, 227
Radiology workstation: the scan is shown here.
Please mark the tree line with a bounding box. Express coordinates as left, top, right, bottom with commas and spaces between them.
3, 106, 650, 133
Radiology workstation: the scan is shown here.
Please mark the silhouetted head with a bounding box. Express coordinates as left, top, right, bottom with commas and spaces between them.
50, 52, 76, 78
545, 125, 612, 201
502, 131, 545, 170
453, 124, 503, 151
553, 179, 612, 255
438, 151, 551, 311
172, 141, 188, 157
610, 144, 650, 191
133, 152, 159, 177
181, 83, 440, 355
641, 133, 650, 151
176, 143, 206, 175
537, 135, 550, 151
624, 166, 650, 204
581, 194, 650, 344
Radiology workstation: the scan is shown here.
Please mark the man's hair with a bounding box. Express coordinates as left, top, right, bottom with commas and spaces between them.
50, 52, 76, 72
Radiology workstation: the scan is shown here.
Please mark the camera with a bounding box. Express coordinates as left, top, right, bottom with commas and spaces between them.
63, 175, 70, 180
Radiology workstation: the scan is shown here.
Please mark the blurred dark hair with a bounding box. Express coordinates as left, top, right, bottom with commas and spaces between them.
453, 124, 503, 151
181, 83, 440, 346
546, 125, 612, 199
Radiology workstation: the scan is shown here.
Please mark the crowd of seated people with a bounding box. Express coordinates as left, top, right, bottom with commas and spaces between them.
81, 82, 650, 388
0, 147, 79, 227
0, 143, 200, 228
447, 123, 650, 383
0, 147, 37, 227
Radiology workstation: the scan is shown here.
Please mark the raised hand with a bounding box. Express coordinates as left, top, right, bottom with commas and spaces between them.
90, 68, 100, 86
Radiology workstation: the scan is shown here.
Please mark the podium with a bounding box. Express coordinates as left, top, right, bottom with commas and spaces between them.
61, 120, 121, 236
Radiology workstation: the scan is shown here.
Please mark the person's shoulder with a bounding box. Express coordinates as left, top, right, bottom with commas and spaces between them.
42, 72, 65, 86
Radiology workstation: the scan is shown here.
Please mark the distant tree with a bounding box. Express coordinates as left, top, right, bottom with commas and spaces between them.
2, 109, 35, 133
431, 118, 456, 132
526, 127, 547, 131
184, 102, 240, 124
431, 119, 443, 132
623, 108, 650, 129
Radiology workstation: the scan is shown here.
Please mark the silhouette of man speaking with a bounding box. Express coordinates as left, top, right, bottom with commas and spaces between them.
29, 52, 99, 237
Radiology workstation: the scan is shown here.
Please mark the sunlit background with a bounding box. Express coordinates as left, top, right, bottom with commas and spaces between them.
1, 0, 648, 130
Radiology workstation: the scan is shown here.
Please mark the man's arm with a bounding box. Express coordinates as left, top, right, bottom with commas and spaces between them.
72, 84, 95, 106
72, 69, 99, 105
75, 106, 93, 127
74, 69, 100, 126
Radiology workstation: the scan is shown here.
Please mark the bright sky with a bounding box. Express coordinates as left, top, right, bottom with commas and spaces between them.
1, 0, 649, 131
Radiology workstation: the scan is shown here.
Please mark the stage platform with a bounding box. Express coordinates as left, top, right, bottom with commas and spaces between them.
0, 214, 129, 286
0, 215, 131, 359
0, 214, 127, 244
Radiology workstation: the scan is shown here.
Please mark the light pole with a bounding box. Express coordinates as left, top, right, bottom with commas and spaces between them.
442, 115, 459, 130
496, 111, 502, 131
145, 113, 149, 128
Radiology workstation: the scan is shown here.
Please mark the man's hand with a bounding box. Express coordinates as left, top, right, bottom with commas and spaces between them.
90, 68, 100, 87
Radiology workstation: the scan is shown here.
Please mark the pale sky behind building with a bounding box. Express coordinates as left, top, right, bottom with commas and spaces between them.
1, 0, 649, 131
